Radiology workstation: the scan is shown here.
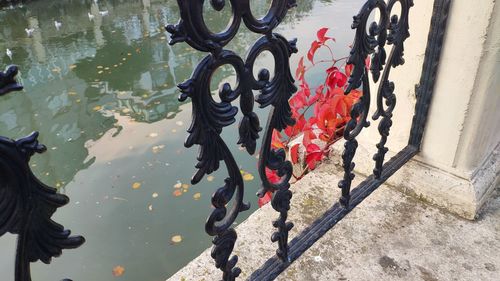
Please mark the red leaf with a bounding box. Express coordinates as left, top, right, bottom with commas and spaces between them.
305, 143, 323, 170
289, 90, 307, 111
271, 130, 285, 149
296, 57, 306, 81
299, 82, 311, 98
290, 144, 300, 164
309, 85, 325, 106
258, 191, 273, 207
317, 27, 336, 44
326, 67, 347, 89
302, 123, 317, 148
307, 41, 321, 63
266, 168, 281, 184
345, 63, 353, 78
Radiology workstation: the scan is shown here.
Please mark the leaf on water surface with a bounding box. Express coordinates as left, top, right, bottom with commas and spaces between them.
173, 181, 182, 189
112, 265, 125, 277
173, 190, 183, 197
93, 105, 102, 111
243, 173, 254, 181
171, 235, 183, 244
207, 175, 215, 182
148, 204, 153, 211
193, 193, 201, 200
148, 132, 158, 138
132, 182, 141, 190
152, 192, 159, 198
152, 145, 165, 154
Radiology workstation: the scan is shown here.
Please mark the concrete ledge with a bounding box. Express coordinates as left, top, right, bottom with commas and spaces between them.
328, 142, 500, 220
166, 159, 499, 280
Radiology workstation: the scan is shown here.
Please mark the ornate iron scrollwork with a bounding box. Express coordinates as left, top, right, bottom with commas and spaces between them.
0, 65, 23, 96
167, 0, 297, 279
0, 67, 85, 281
341, 0, 413, 207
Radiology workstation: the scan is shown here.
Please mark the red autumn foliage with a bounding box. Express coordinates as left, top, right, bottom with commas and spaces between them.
259, 28, 364, 207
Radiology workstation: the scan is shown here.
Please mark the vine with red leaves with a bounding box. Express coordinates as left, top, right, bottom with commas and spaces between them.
259, 28, 365, 207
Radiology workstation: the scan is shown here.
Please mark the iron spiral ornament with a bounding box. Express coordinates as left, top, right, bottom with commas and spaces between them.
167, 0, 297, 279
0, 66, 85, 281
341, 0, 413, 207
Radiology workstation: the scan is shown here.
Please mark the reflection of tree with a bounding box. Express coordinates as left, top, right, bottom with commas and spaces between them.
0, 0, 324, 189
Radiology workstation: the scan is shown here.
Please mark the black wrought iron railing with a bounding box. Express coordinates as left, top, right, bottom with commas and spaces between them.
0, 0, 452, 280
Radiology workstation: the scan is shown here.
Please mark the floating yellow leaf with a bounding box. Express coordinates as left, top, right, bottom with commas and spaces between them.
171, 235, 182, 244
152, 145, 165, 154
132, 182, 141, 190
193, 193, 201, 200
243, 173, 254, 181
97, 66, 103, 69
93, 105, 102, 111
173, 181, 182, 189
97, 70, 104, 74
69, 64, 77, 70
207, 175, 215, 182
112, 265, 125, 277
182, 183, 190, 189
172, 189, 183, 197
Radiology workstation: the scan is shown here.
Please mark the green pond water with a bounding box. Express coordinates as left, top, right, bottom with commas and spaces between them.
0, 0, 363, 280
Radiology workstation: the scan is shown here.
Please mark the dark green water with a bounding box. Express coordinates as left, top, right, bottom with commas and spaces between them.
0, 0, 363, 280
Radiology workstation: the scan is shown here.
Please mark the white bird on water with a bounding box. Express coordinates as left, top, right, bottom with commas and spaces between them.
6, 49, 12, 60
54, 20, 62, 30
88, 12, 95, 21
99, 10, 109, 16
25, 28, 35, 37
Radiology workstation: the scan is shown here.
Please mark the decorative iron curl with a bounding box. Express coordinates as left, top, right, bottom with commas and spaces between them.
0, 132, 85, 281
372, 0, 413, 178
0, 65, 23, 96
168, 1, 297, 279
341, 0, 412, 206
0, 67, 84, 281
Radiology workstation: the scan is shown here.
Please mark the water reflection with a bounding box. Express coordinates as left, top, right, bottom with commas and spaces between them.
0, 0, 363, 280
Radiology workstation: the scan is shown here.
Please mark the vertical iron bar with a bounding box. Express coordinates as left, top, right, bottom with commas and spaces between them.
409, 0, 452, 149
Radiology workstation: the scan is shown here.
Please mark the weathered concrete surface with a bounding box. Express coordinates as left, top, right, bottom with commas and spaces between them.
167, 160, 500, 281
